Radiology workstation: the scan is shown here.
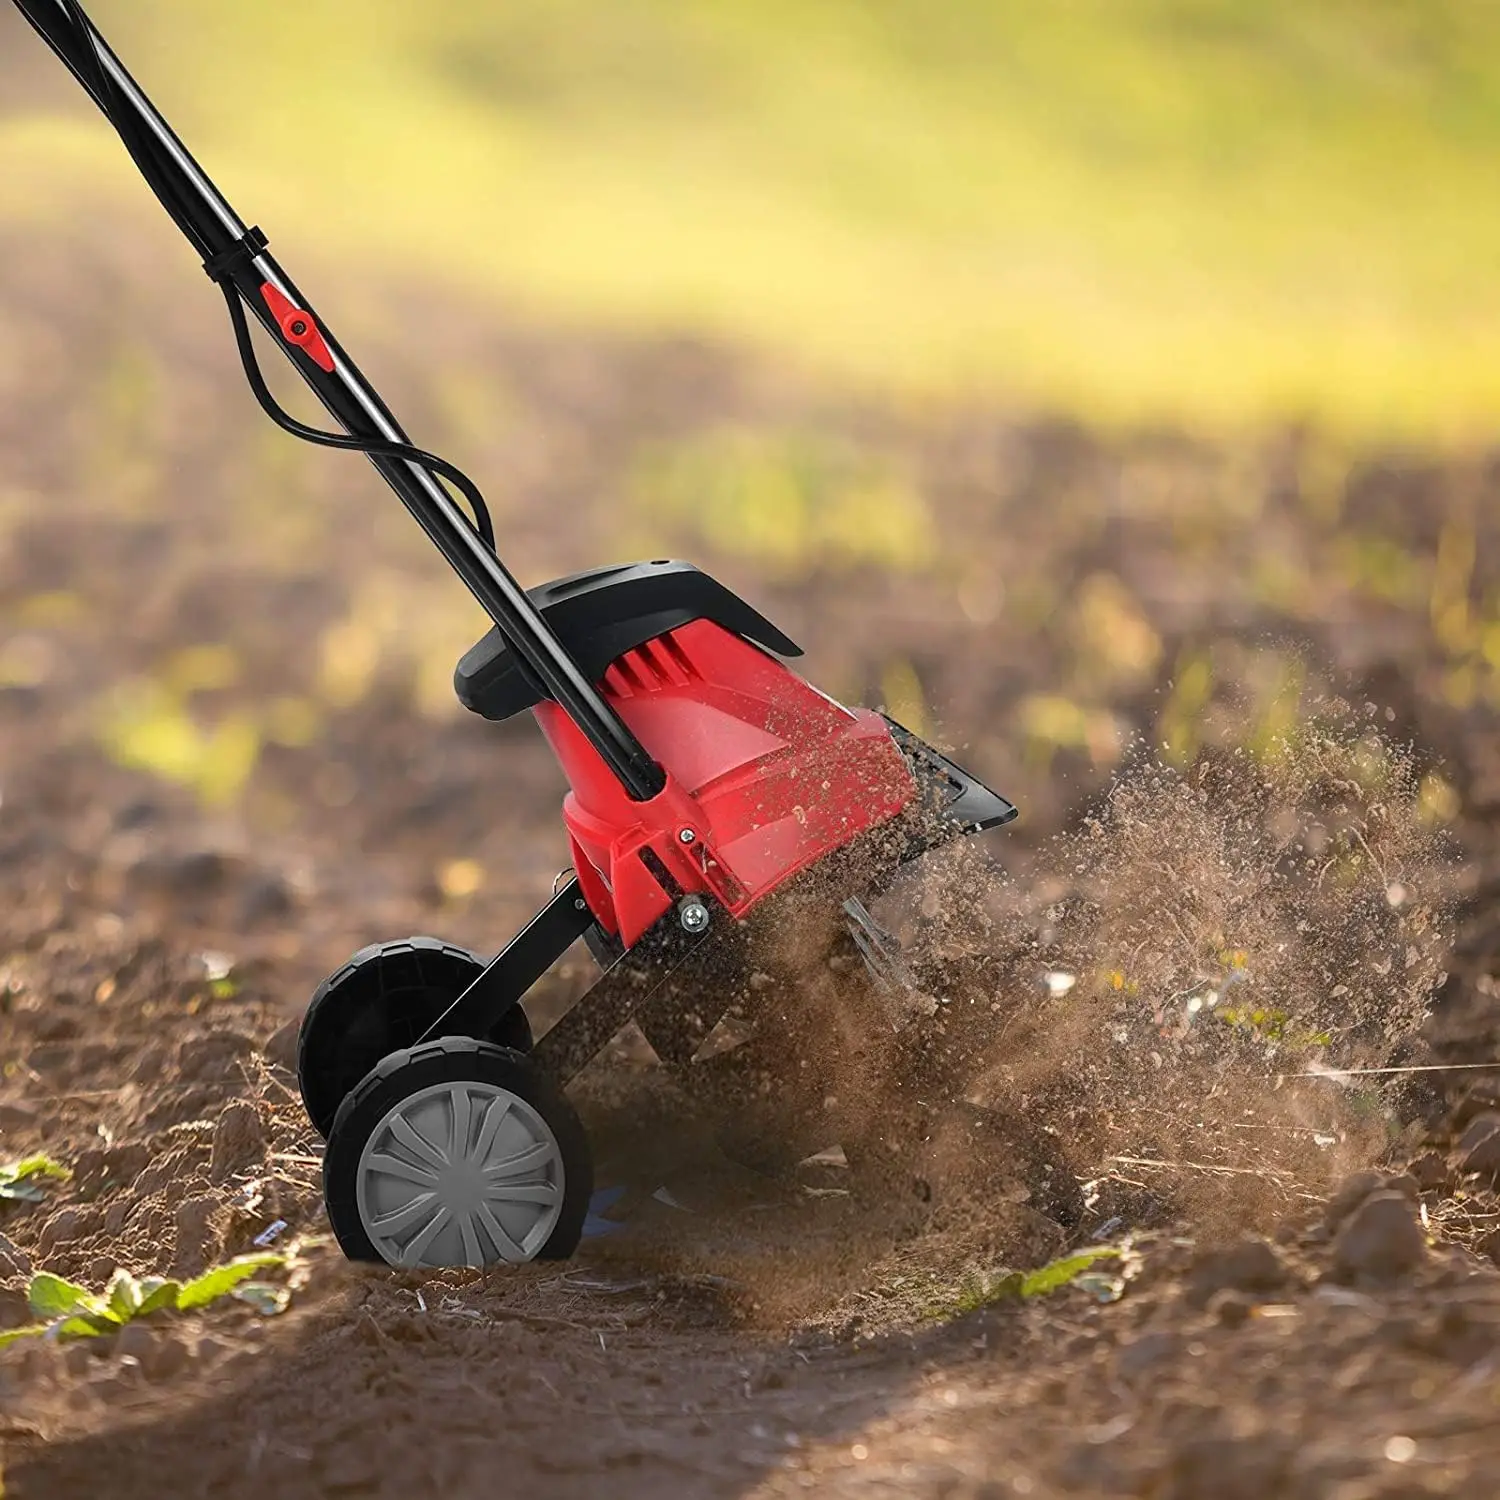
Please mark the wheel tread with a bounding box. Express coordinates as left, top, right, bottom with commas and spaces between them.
297, 937, 531, 1139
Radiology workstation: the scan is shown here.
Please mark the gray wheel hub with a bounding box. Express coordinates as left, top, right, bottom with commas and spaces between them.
355, 1080, 565, 1267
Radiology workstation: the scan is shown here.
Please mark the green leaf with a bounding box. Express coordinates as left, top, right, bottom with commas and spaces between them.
231, 1282, 290, 1316
919, 1267, 1025, 1321
53, 1313, 114, 1339
1020, 1247, 1124, 1299
28, 1272, 99, 1321
135, 1278, 182, 1317
106, 1270, 143, 1321
0, 1324, 48, 1348
177, 1253, 285, 1311
987, 1271, 1025, 1302
0, 1154, 70, 1185
0, 1155, 70, 1201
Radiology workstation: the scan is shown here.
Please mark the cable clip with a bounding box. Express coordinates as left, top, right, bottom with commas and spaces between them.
202, 225, 269, 284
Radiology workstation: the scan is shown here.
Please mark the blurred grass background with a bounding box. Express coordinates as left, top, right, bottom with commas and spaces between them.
4, 0, 1500, 437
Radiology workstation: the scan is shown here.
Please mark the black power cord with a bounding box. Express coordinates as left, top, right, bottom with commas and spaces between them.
22, 0, 498, 551
214, 280, 497, 549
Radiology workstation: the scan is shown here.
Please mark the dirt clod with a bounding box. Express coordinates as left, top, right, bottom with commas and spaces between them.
1407, 1151, 1453, 1191
208, 1099, 265, 1183
1459, 1133, 1500, 1180
1208, 1289, 1256, 1327
175, 1031, 257, 1085
261, 1018, 300, 1071
1117, 1328, 1182, 1376
0, 1283, 31, 1329
1332, 1192, 1429, 1284
1325, 1170, 1389, 1230
0, 1230, 31, 1278
170, 1194, 225, 1279
114, 1322, 154, 1365
147, 1333, 190, 1381
1384, 1174, 1421, 1202
1454, 1115, 1500, 1180
1185, 1238, 1288, 1307
1454, 1113, 1500, 1156
1450, 1084, 1500, 1132
1162, 1434, 1296, 1500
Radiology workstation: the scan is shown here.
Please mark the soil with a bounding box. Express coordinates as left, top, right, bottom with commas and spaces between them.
2, 200, 1500, 1498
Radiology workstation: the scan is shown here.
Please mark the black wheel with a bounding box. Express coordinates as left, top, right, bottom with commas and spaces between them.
297, 937, 532, 1139
323, 1037, 592, 1268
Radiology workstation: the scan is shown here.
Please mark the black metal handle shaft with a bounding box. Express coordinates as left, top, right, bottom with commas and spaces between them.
12, 0, 668, 802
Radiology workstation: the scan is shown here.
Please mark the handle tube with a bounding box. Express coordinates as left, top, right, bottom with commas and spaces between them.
13, 0, 668, 802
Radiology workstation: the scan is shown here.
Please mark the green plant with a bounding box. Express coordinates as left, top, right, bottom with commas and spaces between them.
924, 1245, 1130, 1321
0, 1253, 287, 1348
1017, 1246, 1126, 1299
0, 1154, 70, 1203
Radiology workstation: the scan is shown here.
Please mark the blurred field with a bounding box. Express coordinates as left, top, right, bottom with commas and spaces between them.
5, 0, 1500, 434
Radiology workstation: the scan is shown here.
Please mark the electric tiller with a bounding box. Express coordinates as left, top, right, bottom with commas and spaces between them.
12, 0, 1019, 1266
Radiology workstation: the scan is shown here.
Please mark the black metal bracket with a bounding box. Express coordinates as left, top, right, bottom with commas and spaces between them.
418, 878, 595, 1044
534, 900, 737, 1085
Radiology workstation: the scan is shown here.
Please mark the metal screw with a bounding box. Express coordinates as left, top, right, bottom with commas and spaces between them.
678, 898, 710, 934
678, 828, 696, 845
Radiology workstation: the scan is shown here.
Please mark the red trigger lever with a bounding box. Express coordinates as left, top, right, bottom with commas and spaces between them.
260, 283, 335, 372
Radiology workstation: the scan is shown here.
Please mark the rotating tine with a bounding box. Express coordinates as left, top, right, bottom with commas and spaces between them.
842, 896, 919, 994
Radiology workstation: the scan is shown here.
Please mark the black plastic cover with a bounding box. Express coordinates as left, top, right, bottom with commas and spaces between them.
883, 717, 1019, 836
454, 560, 802, 722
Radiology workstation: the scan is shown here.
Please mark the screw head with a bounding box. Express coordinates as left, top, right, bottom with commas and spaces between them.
678, 898, 710, 934
678, 828, 696, 845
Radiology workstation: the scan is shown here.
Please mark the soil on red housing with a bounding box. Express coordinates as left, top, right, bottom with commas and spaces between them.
5, 140, 1500, 1495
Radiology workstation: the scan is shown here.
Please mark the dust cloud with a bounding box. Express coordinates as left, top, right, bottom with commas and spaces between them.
616, 706, 1459, 1292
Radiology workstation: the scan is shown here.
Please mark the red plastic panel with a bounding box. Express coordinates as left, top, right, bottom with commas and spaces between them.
535, 619, 914, 947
